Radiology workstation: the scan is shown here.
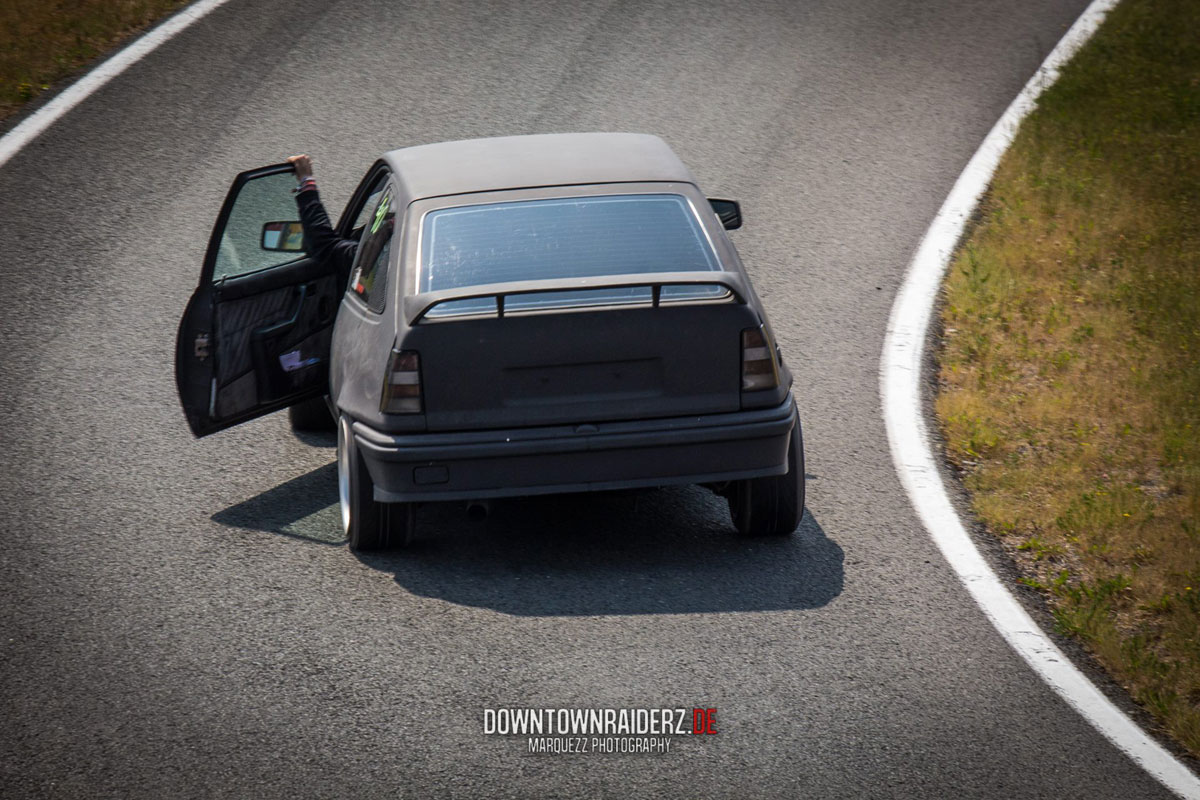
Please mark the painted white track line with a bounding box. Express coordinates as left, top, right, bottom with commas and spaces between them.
881, 0, 1200, 797
0, 0, 234, 171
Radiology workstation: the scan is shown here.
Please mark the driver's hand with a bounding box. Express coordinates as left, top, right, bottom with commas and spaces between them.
288, 154, 313, 183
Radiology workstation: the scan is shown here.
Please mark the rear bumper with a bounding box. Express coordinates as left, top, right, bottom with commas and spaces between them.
353, 394, 797, 503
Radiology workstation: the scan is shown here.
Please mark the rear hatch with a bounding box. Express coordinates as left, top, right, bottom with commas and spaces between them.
406, 300, 759, 431
400, 187, 757, 431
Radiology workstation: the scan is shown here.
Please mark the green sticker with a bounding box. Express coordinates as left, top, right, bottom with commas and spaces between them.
371, 192, 391, 234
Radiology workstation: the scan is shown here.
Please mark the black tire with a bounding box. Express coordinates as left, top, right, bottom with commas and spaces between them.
728, 413, 805, 536
289, 396, 336, 432
338, 415, 414, 551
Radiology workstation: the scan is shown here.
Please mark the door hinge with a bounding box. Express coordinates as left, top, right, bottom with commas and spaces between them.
194, 333, 211, 360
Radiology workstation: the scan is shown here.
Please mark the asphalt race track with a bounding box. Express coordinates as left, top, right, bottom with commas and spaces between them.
0, 1, 1178, 797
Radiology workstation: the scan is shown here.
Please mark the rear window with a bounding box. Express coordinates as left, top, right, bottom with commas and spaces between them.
420, 194, 723, 317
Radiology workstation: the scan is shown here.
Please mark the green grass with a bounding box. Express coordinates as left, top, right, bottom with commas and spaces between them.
0, 0, 190, 120
937, 0, 1200, 754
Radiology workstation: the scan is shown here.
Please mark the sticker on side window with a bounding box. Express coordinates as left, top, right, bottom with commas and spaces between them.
371, 192, 392, 234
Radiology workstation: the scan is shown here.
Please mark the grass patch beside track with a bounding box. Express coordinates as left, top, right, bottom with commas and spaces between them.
937, 0, 1200, 754
0, 0, 189, 120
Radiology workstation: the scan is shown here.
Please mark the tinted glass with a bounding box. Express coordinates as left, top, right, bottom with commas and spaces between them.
351, 172, 389, 232
213, 171, 304, 281
348, 181, 395, 313
420, 194, 721, 316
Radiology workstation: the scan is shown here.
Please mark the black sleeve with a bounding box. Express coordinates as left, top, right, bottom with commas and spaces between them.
295, 188, 358, 284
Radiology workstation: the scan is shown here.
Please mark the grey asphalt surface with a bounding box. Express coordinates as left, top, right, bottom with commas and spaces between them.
0, 0, 1177, 797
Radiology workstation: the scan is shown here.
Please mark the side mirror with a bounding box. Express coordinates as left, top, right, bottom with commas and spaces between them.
261, 221, 305, 252
708, 198, 742, 230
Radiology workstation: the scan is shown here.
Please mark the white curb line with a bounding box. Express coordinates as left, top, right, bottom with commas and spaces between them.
880, 1, 1200, 797
0, 0, 235, 171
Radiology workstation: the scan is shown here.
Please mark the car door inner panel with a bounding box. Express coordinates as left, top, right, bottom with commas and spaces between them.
211, 271, 338, 420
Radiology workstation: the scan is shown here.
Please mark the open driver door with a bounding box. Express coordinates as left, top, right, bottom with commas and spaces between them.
175, 164, 339, 437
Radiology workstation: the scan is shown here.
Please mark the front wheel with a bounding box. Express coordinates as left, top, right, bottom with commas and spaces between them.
728, 413, 805, 536
338, 414, 414, 551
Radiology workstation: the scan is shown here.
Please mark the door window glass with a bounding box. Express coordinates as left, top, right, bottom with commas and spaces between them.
348, 182, 396, 313
212, 171, 304, 281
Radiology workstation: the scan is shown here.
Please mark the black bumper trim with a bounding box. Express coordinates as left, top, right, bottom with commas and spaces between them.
352, 393, 796, 502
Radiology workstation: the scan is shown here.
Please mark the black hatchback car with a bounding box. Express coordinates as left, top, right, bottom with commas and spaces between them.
176, 133, 804, 550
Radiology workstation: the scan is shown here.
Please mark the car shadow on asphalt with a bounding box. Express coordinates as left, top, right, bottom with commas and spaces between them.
211, 462, 345, 546
211, 463, 843, 615
366, 482, 842, 616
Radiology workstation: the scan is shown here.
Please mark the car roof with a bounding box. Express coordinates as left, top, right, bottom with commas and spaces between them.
381, 133, 698, 202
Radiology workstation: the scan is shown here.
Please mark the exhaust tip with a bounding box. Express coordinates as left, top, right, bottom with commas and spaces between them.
466, 499, 491, 520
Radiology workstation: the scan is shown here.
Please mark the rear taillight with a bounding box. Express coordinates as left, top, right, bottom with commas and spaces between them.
381, 349, 422, 414
741, 326, 780, 392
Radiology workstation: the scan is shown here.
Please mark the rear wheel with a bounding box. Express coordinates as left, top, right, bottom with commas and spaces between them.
338, 414, 414, 551
728, 413, 805, 536
289, 395, 336, 431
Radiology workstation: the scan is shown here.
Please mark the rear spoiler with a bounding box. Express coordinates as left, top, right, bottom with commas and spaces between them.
403, 270, 749, 325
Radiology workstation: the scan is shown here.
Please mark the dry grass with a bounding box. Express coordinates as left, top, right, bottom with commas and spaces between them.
937, 0, 1200, 753
0, 0, 189, 120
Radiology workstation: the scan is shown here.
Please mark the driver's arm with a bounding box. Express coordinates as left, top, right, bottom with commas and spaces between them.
288, 155, 358, 286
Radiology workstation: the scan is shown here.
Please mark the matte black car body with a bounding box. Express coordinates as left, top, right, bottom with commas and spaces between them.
177, 133, 804, 550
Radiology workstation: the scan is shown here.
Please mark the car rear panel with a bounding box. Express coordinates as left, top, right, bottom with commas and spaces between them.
403, 301, 760, 431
